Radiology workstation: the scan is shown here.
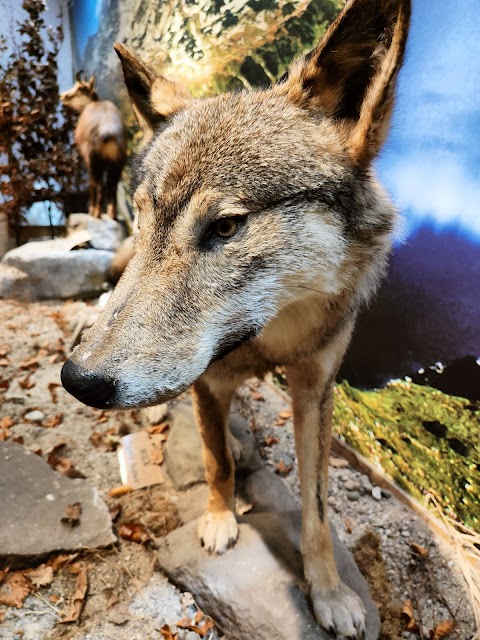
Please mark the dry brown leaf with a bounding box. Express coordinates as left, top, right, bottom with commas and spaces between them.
90, 427, 120, 452
0, 572, 33, 608
146, 422, 170, 435
160, 624, 178, 640
274, 418, 286, 426
24, 564, 54, 588
176, 616, 214, 637
109, 504, 122, 522
249, 389, 264, 401
47, 452, 85, 479
401, 599, 419, 633
118, 522, 151, 544
47, 553, 78, 572
19, 373, 35, 390
263, 437, 279, 447
109, 485, 133, 498
410, 541, 429, 558
42, 413, 63, 428
19, 356, 40, 370
0, 345, 10, 357
95, 410, 109, 424
329, 456, 349, 468
278, 409, 293, 420
11, 435, 24, 445
48, 382, 61, 403
60, 562, 88, 623
0, 416, 14, 430
430, 620, 456, 639
275, 459, 293, 476
0, 358, 10, 366
343, 517, 353, 535
61, 502, 82, 528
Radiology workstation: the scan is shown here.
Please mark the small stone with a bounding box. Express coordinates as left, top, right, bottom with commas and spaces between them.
24, 410, 45, 422
381, 489, 392, 499
184, 633, 200, 640
344, 479, 360, 492
347, 491, 360, 502
327, 496, 336, 506
371, 486, 382, 501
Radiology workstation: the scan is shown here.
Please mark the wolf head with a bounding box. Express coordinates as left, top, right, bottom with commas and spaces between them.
62, 0, 410, 409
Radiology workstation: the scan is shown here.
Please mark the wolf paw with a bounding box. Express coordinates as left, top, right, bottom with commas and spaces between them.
198, 510, 239, 554
312, 582, 365, 639
227, 430, 243, 462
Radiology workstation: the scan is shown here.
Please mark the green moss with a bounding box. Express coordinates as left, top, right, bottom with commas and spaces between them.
333, 381, 480, 530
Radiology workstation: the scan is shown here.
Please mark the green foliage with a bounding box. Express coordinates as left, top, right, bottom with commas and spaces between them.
334, 380, 480, 531
0, 0, 86, 234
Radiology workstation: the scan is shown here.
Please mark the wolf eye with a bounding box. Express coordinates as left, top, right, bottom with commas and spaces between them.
212, 217, 240, 239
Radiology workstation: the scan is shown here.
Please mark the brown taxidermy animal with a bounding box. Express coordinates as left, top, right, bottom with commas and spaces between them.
60, 72, 127, 219
61, 1, 411, 637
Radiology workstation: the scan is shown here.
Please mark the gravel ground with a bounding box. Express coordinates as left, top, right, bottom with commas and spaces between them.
0, 298, 476, 639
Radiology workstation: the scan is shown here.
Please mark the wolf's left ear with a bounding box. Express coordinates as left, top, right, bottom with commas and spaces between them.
114, 43, 191, 134
279, 0, 411, 164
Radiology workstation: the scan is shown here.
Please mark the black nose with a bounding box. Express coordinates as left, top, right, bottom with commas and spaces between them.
61, 359, 116, 409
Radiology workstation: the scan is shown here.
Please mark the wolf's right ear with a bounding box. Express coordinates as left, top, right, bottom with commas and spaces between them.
114, 43, 191, 134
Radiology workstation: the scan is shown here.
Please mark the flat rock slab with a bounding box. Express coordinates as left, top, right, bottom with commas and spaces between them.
0, 442, 115, 568
68, 213, 126, 251
157, 511, 380, 640
1, 239, 113, 300
165, 402, 260, 490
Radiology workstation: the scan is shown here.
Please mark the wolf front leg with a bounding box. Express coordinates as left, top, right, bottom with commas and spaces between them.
191, 377, 239, 554
287, 323, 365, 640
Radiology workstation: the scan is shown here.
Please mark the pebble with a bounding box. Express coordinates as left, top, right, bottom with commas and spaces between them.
24, 410, 45, 422
371, 486, 382, 501
327, 496, 336, 506
381, 489, 392, 499
344, 479, 360, 492
184, 633, 200, 640
347, 491, 360, 502
401, 530, 410, 537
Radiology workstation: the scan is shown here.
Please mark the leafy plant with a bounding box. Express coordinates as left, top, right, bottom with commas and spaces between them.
0, 0, 87, 243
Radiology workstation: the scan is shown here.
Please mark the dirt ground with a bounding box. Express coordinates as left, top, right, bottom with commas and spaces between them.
0, 298, 477, 639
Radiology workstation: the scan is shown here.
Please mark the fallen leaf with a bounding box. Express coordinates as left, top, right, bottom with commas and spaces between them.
401, 599, 419, 633
47, 554, 78, 572
11, 436, 24, 445
263, 437, 279, 447
105, 585, 121, 609
90, 427, 120, 451
24, 564, 54, 588
0, 358, 9, 366
329, 456, 349, 468
19, 373, 35, 390
274, 418, 286, 426
48, 382, 61, 403
146, 422, 170, 435
181, 592, 195, 608
249, 389, 264, 401
19, 356, 40, 370
278, 409, 293, 420
95, 410, 109, 424
0, 572, 33, 608
275, 459, 293, 476
176, 616, 215, 637
109, 485, 133, 498
410, 542, 429, 558
0, 345, 10, 357
60, 562, 88, 623
160, 624, 178, 640
118, 522, 150, 544
42, 414, 63, 428
47, 452, 85, 478
430, 620, 456, 639
61, 502, 82, 528
109, 504, 122, 522
0, 416, 14, 430
343, 517, 353, 534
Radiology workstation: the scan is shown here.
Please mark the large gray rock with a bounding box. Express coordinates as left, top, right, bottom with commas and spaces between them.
157, 512, 380, 640
68, 213, 126, 251
1, 238, 113, 299
243, 468, 299, 513
164, 402, 260, 490
0, 264, 35, 301
0, 442, 115, 568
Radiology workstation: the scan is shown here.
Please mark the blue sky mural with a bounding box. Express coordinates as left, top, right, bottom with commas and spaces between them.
71, 0, 101, 60
377, 0, 480, 243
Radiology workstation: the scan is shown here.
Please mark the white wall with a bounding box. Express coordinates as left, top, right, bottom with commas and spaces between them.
1, 0, 74, 91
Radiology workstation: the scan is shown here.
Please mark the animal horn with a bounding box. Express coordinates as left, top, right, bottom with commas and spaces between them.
75, 70, 85, 82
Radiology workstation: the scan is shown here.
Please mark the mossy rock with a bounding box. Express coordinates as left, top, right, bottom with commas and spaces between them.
333, 380, 480, 530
